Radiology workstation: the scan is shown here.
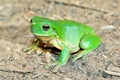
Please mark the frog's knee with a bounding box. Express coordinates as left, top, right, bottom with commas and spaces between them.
80, 34, 101, 50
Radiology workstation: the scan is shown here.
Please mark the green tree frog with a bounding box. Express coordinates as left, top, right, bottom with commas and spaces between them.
23, 16, 101, 72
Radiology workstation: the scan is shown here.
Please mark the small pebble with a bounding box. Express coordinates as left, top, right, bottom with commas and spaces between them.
101, 25, 115, 30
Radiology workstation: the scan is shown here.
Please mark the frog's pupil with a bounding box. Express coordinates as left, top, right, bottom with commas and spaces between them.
42, 25, 50, 31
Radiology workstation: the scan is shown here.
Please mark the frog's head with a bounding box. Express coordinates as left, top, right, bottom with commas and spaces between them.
31, 16, 56, 37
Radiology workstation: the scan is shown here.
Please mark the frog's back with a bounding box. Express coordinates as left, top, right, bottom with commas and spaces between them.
52, 20, 95, 52
53, 20, 94, 40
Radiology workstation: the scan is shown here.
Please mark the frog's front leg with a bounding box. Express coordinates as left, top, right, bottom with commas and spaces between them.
72, 34, 101, 62
45, 46, 70, 73
22, 39, 39, 52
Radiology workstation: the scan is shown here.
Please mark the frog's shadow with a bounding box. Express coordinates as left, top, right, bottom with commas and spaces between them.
41, 46, 83, 55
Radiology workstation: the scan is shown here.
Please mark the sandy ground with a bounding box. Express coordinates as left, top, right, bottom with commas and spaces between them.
0, 0, 120, 80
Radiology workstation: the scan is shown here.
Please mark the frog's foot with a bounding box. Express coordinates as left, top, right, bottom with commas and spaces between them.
22, 44, 39, 54
72, 50, 92, 62
22, 39, 40, 52
72, 52, 84, 62
45, 47, 70, 73
72, 34, 101, 62
45, 61, 64, 73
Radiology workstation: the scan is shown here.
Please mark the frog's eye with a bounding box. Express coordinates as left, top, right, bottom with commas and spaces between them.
42, 24, 50, 31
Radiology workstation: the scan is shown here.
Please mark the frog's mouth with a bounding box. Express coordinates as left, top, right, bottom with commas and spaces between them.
35, 35, 53, 43
32, 33, 53, 36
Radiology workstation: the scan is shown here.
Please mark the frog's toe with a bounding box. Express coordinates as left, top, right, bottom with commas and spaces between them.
44, 61, 64, 72
44, 61, 58, 70
44, 64, 50, 69
81, 54, 88, 60
22, 47, 31, 52
52, 63, 63, 73
22, 45, 39, 54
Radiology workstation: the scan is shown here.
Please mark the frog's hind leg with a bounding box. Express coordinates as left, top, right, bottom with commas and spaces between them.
72, 34, 101, 62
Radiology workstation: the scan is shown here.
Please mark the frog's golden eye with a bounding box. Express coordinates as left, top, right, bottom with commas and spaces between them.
42, 24, 50, 31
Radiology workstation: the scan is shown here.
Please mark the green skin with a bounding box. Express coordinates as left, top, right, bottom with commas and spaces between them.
24, 16, 101, 72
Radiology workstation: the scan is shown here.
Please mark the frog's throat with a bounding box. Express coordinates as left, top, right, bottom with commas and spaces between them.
35, 35, 55, 43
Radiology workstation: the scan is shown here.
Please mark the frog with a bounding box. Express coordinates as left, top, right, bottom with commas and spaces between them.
23, 16, 101, 72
